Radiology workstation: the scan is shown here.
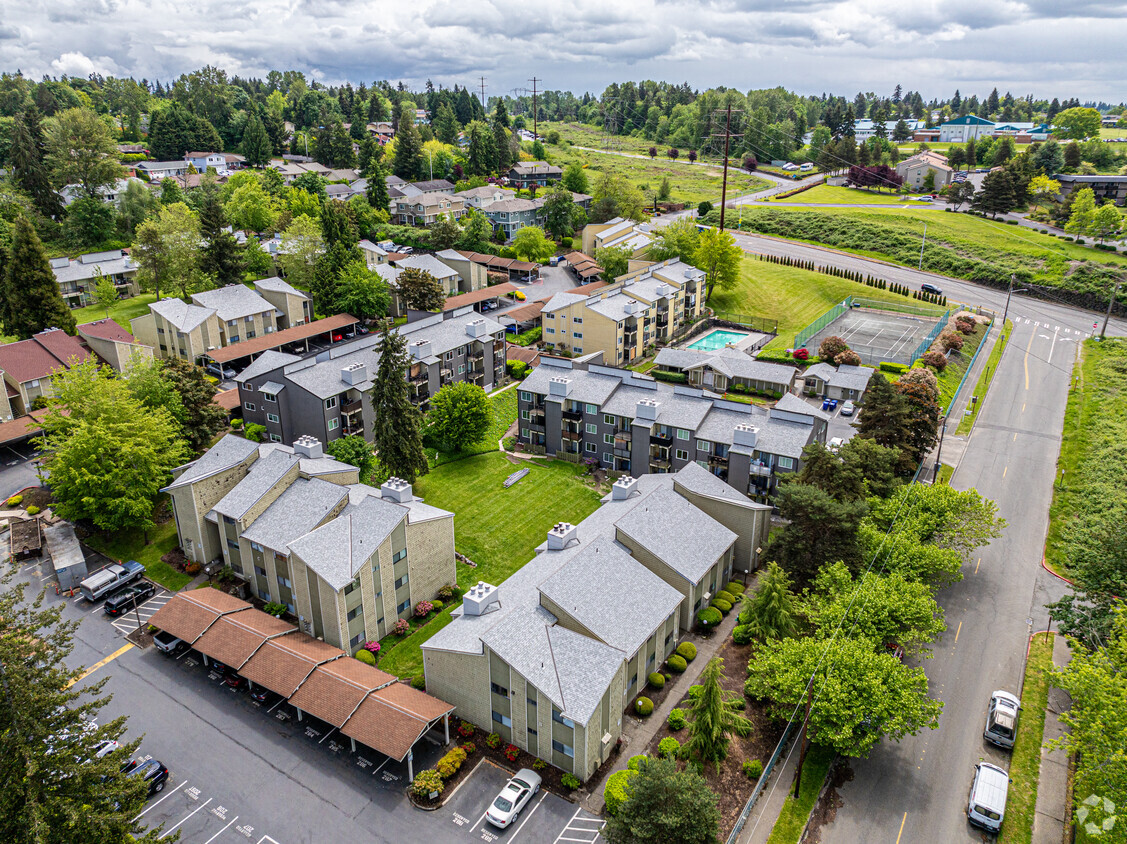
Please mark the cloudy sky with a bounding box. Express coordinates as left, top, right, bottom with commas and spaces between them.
2, 0, 1125, 102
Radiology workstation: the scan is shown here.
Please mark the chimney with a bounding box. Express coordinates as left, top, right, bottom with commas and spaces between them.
548, 376, 571, 397
546, 522, 579, 550
611, 476, 638, 500
380, 476, 413, 503
635, 399, 659, 421
683, 267, 704, 281
341, 361, 367, 385
732, 424, 759, 449
654, 282, 669, 297
410, 339, 433, 360
294, 435, 324, 459
624, 300, 640, 316
462, 581, 500, 616
465, 318, 487, 338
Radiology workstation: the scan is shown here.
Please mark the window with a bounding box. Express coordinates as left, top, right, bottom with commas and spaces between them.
347, 606, 361, 621
677, 429, 690, 440
519, 391, 531, 401
492, 711, 512, 728
394, 574, 409, 589
227, 538, 239, 550
491, 682, 509, 696
328, 418, 339, 431
573, 317, 583, 324
244, 402, 256, 412
458, 364, 465, 374
277, 575, 292, 589
552, 740, 575, 758
778, 456, 794, 470
585, 442, 596, 453
228, 319, 238, 327
572, 332, 582, 339
254, 565, 267, 578
521, 428, 529, 438
397, 599, 411, 613
676, 449, 688, 460
349, 631, 365, 648
527, 727, 537, 737
573, 346, 582, 353
267, 413, 280, 424
544, 313, 555, 320
585, 404, 597, 414
325, 397, 338, 409
263, 392, 277, 403
258, 589, 271, 601
223, 515, 235, 525
245, 315, 254, 323
603, 433, 614, 445
697, 439, 710, 451
269, 434, 282, 442
603, 452, 612, 463
392, 548, 407, 564
552, 710, 575, 728
521, 410, 530, 421
250, 541, 264, 552
527, 696, 537, 707
546, 327, 555, 334
585, 423, 597, 434
344, 580, 358, 595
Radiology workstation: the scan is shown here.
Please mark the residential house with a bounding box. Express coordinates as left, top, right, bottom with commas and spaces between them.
654, 347, 797, 396
895, 151, 954, 190
516, 357, 829, 498
358, 240, 389, 268
391, 253, 465, 297
59, 177, 143, 207
0, 329, 93, 419
49, 250, 140, 310
393, 193, 465, 226
135, 160, 190, 180
422, 463, 771, 780
801, 362, 877, 401
185, 152, 228, 173
456, 185, 517, 210
478, 197, 543, 240
1052, 173, 1127, 207
580, 218, 654, 259
164, 434, 456, 650
252, 277, 312, 330
433, 250, 489, 292
77, 319, 154, 373
234, 307, 506, 444
367, 122, 396, 144
507, 162, 563, 189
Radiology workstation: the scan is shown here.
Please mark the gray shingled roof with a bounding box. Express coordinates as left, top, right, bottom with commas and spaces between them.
211, 450, 297, 520
254, 277, 309, 299
481, 608, 565, 710
541, 292, 589, 314
191, 285, 274, 323
51, 252, 136, 284
586, 292, 639, 323
831, 364, 876, 392
393, 254, 459, 280
150, 298, 214, 332
235, 350, 301, 385
754, 418, 815, 460
549, 626, 624, 724
614, 488, 736, 582
670, 460, 765, 505
694, 405, 761, 445
520, 364, 625, 407
241, 477, 348, 552
165, 434, 259, 491
774, 392, 830, 422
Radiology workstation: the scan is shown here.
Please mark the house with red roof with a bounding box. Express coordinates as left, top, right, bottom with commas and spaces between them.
0, 329, 92, 420
77, 319, 154, 373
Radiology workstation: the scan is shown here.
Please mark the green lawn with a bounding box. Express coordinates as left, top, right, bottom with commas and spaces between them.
999, 634, 1055, 844
69, 293, 159, 329
935, 320, 990, 413
1098, 126, 1126, 139
413, 452, 602, 590
85, 517, 193, 592
378, 605, 457, 680
429, 385, 518, 466
956, 319, 1013, 435
765, 744, 836, 844
710, 255, 944, 352
770, 185, 912, 205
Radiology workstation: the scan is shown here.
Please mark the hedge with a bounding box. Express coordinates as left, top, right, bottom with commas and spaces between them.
635, 697, 654, 716
755, 349, 821, 367
509, 326, 542, 347
647, 672, 665, 689
715, 590, 736, 604
410, 769, 444, 798
651, 370, 688, 384
732, 624, 753, 645
354, 649, 377, 665
604, 769, 636, 815
676, 642, 698, 662
724, 581, 745, 595
879, 361, 909, 374
668, 708, 687, 730
667, 654, 687, 673
659, 737, 681, 759
711, 598, 732, 614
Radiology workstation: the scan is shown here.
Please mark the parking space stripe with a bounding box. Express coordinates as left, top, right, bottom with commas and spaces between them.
553, 808, 584, 844
506, 792, 546, 843
202, 815, 239, 844
160, 797, 211, 839
467, 808, 490, 835
132, 779, 187, 821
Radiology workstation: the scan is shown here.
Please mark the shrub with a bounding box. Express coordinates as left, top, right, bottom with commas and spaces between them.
263, 601, 287, 617
394, 619, 410, 636
792, 347, 810, 361
435, 746, 467, 778
411, 675, 426, 690
411, 769, 445, 798
461, 741, 476, 754
715, 590, 736, 604
504, 743, 520, 762
431, 599, 444, 612
485, 732, 502, 749
561, 773, 581, 791
900, 367, 939, 393
955, 316, 976, 335
184, 561, 202, 575
938, 330, 964, 352
6, 495, 22, 506
628, 754, 648, 771
651, 369, 689, 384
635, 697, 654, 716
658, 737, 681, 759
244, 423, 267, 442
835, 349, 862, 366
604, 769, 636, 815
414, 600, 434, 618
724, 581, 745, 595
920, 350, 948, 371
561, 236, 573, 248
732, 624, 753, 645
354, 648, 377, 665
230, 418, 243, 429
647, 672, 665, 689
688, 684, 704, 702
677, 642, 697, 662
711, 598, 732, 614
743, 759, 764, 780
458, 720, 475, 738
25, 505, 40, 516
668, 708, 687, 730
817, 335, 850, 360
532, 758, 547, 771
667, 654, 687, 673
879, 361, 909, 374
437, 584, 456, 601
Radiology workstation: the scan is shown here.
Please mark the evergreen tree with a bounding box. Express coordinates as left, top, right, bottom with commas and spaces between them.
9, 107, 62, 218
365, 154, 390, 214
465, 120, 496, 177
241, 113, 271, 168
393, 119, 423, 180
680, 658, 753, 772
856, 372, 918, 474
1064, 140, 1082, 169
370, 327, 428, 483
198, 188, 246, 286
329, 121, 357, 168
433, 102, 459, 145
603, 757, 721, 844
972, 169, 1017, 218
161, 357, 229, 451
357, 138, 377, 173
737, 561, 798, 640
350, 100, 367, 141
4, 215, 76, 338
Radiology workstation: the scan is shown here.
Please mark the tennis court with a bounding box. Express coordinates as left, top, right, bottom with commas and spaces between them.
806, 306, 943, 366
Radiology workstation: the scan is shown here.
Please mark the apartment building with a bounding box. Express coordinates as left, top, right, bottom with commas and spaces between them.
49, 250, 140, 310
164, 434, 455, 651
580, 218, 654, 258
422, 463, 770, 780
0, 329, 93, 419
393, 193, 466, 226
235, 307, 506, 445
540, 259, 706, 363
516, 357, 829, 498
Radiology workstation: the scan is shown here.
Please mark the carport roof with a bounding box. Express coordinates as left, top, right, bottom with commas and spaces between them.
339, 684, 455, 762
288, 658, 397, 728
147, 589, 253, 644
239, 631, 344, 697
192, 607, 295, 669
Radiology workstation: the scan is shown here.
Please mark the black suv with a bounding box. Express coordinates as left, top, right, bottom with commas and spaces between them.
104, 582, 156, 616
125, 758, 169, 795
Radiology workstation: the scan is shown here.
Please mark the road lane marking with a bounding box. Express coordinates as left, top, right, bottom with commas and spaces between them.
975, 557, 981, 574
1013, 433, 1018, 441
160, 798, 211, 839
954, 621, 962, 643
553, 808, 585, 844
1048, 326, 1060, 365
896, 812, 908, 844
1024, 328, 1035, 390
133, 779, 186, 820
468, 808, 490, 834
65, 644, 133, 688
1022, 403, 1026, 413
1003, 466, 1008, 478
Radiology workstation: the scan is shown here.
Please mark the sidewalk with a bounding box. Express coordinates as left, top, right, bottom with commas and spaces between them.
737, 731, 800, 844
579, 602, 744, 815
1032, 634, 1073, 844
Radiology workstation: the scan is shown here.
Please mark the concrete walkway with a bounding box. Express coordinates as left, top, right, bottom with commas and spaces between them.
579, 600, 744, 815
1032, 634, 1073, 844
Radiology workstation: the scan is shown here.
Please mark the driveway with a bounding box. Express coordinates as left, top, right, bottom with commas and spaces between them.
0, 442, 42, 500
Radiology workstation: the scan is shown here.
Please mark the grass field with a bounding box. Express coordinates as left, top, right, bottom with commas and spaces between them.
378, 605, 457, 680
1098, 126, 1126, 139
999, 633, 1055, 844
710, 255, 943, 352
86, 517, 192, 592
765, 744, 836, 844
70, 292, 158, 329
956, 319, 1012, 435
770, 185, 917, 205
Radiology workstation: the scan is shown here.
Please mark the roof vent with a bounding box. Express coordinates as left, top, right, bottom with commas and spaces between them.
546, 522, 579, 550
654, 282, 669, 297
294, 435, 324, 460
466, 318, 488, 338
341, 361, 367, 385
548, 376, 571, 397
623, 300, 640, 315
410, 339, 433, 360
612, 476, 638, 500
733, 424, 759, 449
635, 399, 659, 421
462, 581, 500, 616
380, 476, 413, 503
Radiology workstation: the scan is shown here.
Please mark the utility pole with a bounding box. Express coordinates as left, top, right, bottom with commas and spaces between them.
479, 77, 487, 110
793, 673, 814, 799
918, 222, 927, 271
719, 103, 732, 232
1002, 274, 1015, 326
529, 77, 540, 140
1100, 277, 1122, 340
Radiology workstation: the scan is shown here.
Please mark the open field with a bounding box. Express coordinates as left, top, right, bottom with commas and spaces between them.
1098, 126, 1127, 139
770, 184, 912, 204
711, 255, 943, 352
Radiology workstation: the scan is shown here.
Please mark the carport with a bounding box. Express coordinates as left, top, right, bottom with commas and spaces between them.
147, 587, 253, 646
192, 608, 295, 670
239, 631, 344, 697
340, 683, 456, 780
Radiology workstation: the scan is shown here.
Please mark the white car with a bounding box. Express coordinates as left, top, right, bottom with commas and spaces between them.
485, 768, 542, 828
984, 690, 1021, 749
840, 400, 855, 416
828, 437, 845, 453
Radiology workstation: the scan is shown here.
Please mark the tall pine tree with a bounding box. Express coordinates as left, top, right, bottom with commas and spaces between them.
365, 154, 390, 214
370, 327, 428, 483
198, 186, 246, 286
4, 215, 76, 338
9, 107, 62, 218
241, 113, 271, 168
393, 119, 423, 180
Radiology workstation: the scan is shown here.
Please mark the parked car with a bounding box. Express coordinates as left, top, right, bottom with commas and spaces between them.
983, 690, 1021, 750
828, 437, 845, 453
125, 758, 170, 796
966, 762, 1009, 833
840, 400, 855, 416
914, 195, 933, 202
920, 282, 943, 296
485, 768, 542, 828
250, 686, 275, 704
153, 630, 185, 655
79, 560, 145, 602
223, 671, 246, 690
104, 581, 156, 617
205, 362, 236, 380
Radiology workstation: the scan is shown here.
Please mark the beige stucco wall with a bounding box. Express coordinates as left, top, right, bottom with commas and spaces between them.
423, 646, 490, 729
406, 515, 456, 608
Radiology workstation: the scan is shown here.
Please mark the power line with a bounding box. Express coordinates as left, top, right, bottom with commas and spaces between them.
529, 77, 540, 140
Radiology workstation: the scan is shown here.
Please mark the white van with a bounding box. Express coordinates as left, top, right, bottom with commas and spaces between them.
984, 690, 1021, 749
967, 762, 1009, 833
799, 163, 815, 172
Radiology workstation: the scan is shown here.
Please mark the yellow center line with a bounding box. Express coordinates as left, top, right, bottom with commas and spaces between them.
1013, 432, 1018, 441
65, 643, 133, 689
1024, 328, 1035, 390
1022, 403, 1026, 413
975, 557, 981, 574
954, 621, 963, 643
1003, 466, 1008, 478
896, 812, 908, 844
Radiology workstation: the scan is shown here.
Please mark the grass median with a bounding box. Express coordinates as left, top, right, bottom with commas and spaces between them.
955, 319, 1012, 435
766, 744, 836, 844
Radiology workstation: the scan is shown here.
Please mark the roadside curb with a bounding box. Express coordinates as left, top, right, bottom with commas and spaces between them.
1040, 554, 1076, 588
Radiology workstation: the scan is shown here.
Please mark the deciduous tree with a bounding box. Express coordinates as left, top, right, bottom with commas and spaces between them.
44, 107, 124, 200
397, 267, 446, 311
595, 244, 631, 282
1052, 107, 1102, 141
334, 261, 391, 321
603, 757, 721, 844
1028, 174, 1061, 211
647, 218, 699, 263
134, 203, 204, 301
326, 434, 376, 480
695, 227, 742, 301
427, 381, 492, 451
512, 225, 555, 262
562, 162, 589, 194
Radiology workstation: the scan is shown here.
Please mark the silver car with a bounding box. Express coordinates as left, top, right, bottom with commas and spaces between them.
485, 768, 542, 829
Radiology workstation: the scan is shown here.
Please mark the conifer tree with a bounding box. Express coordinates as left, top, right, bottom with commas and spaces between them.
681, 658, 753, 771
198, 187, 246, 286
393, 119, 423, 180
9, 107, 62, 218
241, 113, 271, 168
370, 327, 428, 483
738, 561, 799, 640
365, 154, 390, 215
4, 215, 76, 338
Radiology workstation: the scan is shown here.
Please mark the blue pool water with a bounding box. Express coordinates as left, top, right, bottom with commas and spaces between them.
687, 329, 751, 351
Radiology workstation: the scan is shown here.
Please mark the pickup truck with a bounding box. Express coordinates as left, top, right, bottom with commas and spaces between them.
79, 560, 145, 602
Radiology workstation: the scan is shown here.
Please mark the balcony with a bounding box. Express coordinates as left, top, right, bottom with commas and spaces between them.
562, 430, 582, 442
613, 434, 631, 450
649, 457, 672, 470
342, 399, 363, 417
562, 408, 583, 422
650, 431, 674, 446
529, 409, 546, 425
748, 463, 772, 477
342, 421, 363, 437
409, 370, 428, 384
708, 453, 729, 467
613, 446, 631, 459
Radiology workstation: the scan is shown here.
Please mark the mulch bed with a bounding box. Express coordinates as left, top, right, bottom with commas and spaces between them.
642, 636, 786, 839
20, 486, 54, 510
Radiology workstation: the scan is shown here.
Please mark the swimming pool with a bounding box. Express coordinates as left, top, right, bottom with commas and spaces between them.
687, 329, 752, 352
